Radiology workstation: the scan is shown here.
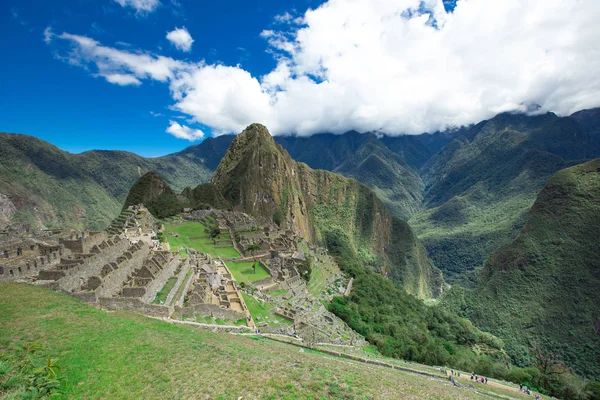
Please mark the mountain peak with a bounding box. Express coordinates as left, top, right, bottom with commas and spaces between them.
239, 123, 272, 141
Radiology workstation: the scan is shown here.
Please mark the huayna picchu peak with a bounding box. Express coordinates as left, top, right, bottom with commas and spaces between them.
211, 123, 443, 298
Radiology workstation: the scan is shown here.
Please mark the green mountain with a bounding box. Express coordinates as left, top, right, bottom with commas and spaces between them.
409, 112, 596, 285
0, 133, 232, 230
181, 183, 230, 210
276, 132, 441, 220
122, 172, 183, 219
277, 111, 600, 287
212, 123, 442, 298
462, 159, 600, 378
3, 109, 600, 289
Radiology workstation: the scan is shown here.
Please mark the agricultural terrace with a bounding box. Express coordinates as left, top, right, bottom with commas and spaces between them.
242, 293, 293, 327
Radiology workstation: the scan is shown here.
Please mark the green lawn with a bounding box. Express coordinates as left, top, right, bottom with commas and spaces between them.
225, 261, 271, 284
163, 221, 240, 259
242, 293, 293, 327
152, 277, 177, 304
194, 315, 248, 327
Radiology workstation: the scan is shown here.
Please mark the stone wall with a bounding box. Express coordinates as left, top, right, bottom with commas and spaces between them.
171, 319, 250, 333
53, 238, 129, 293
0, 247, 64, 282
252, 277, 274, 288
141, 255, 180, 303
60, 232, 107, 254
96, 243, 150, 299
99, 297, 172, 319
174, 303, 244, 321
165, 260, 192, 307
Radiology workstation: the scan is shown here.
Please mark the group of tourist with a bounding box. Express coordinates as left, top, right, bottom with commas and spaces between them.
519, 383, 541, 398
470, 373, 488, 384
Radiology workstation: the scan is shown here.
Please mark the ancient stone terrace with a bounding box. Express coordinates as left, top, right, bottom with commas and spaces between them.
73, 241, 150, 302
59, 231, 107, 254
38, 233, 130, 290
121, 252, 180, 303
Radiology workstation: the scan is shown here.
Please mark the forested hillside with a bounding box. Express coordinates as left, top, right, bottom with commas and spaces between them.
0, 133, 232, 230
464, 159, 600, 379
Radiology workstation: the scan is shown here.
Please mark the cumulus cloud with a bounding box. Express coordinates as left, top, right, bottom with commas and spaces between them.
166, 27, 194, 52
113, 0, 160, 14
48, 0, 600, 137
166, 120, 204, 140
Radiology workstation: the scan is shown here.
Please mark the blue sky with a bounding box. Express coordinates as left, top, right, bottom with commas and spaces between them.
1, 0, 325, 156
1, 0, 598, 157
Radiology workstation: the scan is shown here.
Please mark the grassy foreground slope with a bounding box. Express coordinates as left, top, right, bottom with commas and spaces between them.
467, 159, 600, 378
0, 283, 490, 400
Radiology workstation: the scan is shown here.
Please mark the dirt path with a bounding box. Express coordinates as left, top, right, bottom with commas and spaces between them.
448, 372, 545, 399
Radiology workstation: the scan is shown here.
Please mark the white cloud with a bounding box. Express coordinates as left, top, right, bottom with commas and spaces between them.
104, 73, 141, 86
166, 120, 204, 141
273, 11, 304, 25
113, 0, 160, 14
166, 27, 194, 52
53, 32, 184, 82
43, 27, 53, 43
48, 0, 600, 137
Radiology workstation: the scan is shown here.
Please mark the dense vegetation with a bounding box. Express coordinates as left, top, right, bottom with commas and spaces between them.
326, 230, 600, 399
460, 159, 600, 379
123, 172, 183, 219
409, 113, 588, 285
181, 182, 230, 210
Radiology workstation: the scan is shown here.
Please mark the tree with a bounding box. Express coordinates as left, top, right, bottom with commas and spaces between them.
531, 344, 568, 392
246, 244, 261, 260
208, 227, 221, 245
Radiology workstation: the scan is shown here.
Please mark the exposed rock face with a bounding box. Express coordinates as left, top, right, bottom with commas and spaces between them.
0, 193, 17, 225
212, 123, 443, 298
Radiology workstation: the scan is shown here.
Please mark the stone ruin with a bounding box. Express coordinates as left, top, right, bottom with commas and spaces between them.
0, 230, 106, 283
176, 254, 248, 322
